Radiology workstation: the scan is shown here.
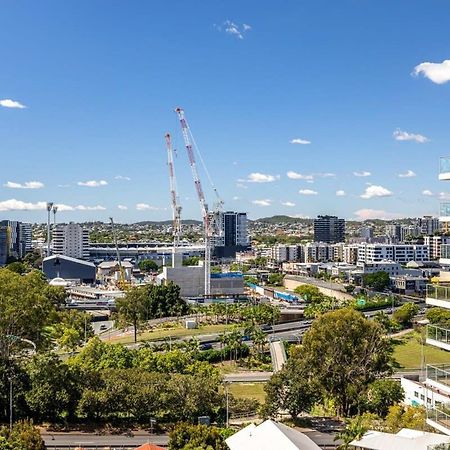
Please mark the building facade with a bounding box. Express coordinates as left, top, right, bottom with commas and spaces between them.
211, 211, 250, 258
52, 223, 90, 259
313, 215, 345, 244
357, 243, 429, 264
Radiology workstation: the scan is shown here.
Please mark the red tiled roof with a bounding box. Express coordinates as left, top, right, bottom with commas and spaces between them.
135, 444, 166, 450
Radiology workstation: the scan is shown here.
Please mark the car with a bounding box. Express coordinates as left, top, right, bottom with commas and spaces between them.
241, 335, 251, 342
260, 324, 272, 331
199, 343, 213, 351
99, 324, 107, 331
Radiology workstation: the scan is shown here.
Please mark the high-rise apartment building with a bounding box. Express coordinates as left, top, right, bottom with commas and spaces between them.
313, 215, 345, 244
211, 211, 250, 258
0, 224, 8, 266
418, 216, 440, 235
20, 223, 32, 253
52, 223, 90, 259
0, 220, 29, 261
385, 224, 402, 242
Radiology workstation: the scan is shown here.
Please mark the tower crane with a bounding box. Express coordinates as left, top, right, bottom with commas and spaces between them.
175, 107, 222, 296
165, 133, 182, 267
109, 217, 126, 288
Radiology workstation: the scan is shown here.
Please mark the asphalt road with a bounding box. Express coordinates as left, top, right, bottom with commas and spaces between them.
42, 432, 169, 449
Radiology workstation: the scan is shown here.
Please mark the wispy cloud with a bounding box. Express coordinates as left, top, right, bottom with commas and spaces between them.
398, 169, 416, 178
353, 171, 371, 177
287, 171, 314, 181
77, 180, 108, 187
236, 183, 248, 189
413, 59, 450, 84
360, 185, 393, 199
422, 190, 434, 196
118, 205, 128, 210
232, 196, 240, 201
136, 203, 159, 211
290, 138, 311, 145
4, 181, 44, 189
393, 129, 429, 143
336, 190, 346, 197
215, 20, 252, 40
281, 201, 295, 207
354, 208, 403, 220
242, 172, 279, 183
0, 99, 26, 109
299, 189, 318, 196
252, 199, 272, 207
115, 175, 131, 181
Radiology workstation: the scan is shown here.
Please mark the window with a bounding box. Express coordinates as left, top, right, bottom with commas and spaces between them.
420, 394, 425, 400
414, 391, 419, 398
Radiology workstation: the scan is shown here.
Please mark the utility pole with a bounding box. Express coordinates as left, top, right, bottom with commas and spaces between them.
46, 202, 53, 256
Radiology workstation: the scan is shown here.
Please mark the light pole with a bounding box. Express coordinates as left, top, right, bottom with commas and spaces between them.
46, 202, 53, 256
52, 205, 58, 228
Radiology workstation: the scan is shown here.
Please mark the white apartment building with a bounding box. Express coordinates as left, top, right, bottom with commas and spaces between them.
271, 244, 302, 263
343, 244, 359, 264
304, 242, 332, 263
424, 235, 450, 260
357, 243, 429, 264
52, 223, 90, 259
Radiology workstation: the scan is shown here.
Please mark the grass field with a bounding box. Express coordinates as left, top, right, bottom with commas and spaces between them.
393, 332, 450, 369
111, 323, 237, 345
228, 383, 266, 404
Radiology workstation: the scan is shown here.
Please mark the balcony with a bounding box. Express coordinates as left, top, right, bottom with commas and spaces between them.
440, 157, 450, 181
428, 325, 450, 352
427, 365, 450, 396
427, 285, 450, 309
427, 406, 450, 436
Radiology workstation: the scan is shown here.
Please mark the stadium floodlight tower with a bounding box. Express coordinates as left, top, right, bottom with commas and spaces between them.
46, 202, 53, 256
52, 205, 58, 228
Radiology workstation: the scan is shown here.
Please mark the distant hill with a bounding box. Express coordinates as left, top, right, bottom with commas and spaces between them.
254, 215, 313, 224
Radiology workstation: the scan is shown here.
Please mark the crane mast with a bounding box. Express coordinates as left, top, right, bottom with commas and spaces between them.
175, 107, 212, 296
109, 217, 126, 286
165, 133, 182, 267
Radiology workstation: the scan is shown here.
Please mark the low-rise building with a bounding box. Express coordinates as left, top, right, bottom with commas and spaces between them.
42, 254, 96, 284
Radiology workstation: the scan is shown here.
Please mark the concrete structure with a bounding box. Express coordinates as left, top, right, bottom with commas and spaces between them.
385, 223, 402, 242
226, 420, 321, 450
20, 222, 32, 253
304, 242, 332, 263
313, 215, 345, 243
357, 243, 429, 264
271, 244, 302, 263
97, 260, 134, 282
350, 428, 450, 450
42, 254, 96, 284
359, 226, 374, 240
0, 224, 8, 266
425, 235, 450, 261
343, 244, 359, 264
0, 220, 28, 260
53, 223, 89, 259
418, 215, 440, 235
391, 275, 427, 294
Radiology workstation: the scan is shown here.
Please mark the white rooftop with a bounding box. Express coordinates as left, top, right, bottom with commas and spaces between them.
350, 428, 450, 450
43, 254, 95, 267
225, 419, 321, 450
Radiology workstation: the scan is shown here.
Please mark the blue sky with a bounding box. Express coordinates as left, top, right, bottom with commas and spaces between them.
1, 0, 450, 223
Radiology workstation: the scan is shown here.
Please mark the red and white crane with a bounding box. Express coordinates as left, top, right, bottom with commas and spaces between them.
175, 107, 218, 296
165, 132, 182, 267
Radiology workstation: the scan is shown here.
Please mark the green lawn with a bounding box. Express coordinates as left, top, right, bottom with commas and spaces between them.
393, 332, 450, 369
111, 323, 237, 345
228, 383, 266, 404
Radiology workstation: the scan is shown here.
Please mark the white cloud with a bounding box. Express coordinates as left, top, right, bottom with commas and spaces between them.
0, 99, 26, 109
393, 129, 429, 143
422, 189, 434, 196
4, 181, 44, 189
398, 169, 416, 178
77, 180, 108, 187
299, 189, 318, 196
115, 175, 131, 181
336, 190, 346, 197
439, 192, 450, 201
118, 205, 128, 210
75, 205, 106, 211
216, 20, 252, 40
136, 203, 159, 211
413, 59, 450, 84
0, 199, 46, 211
245, 172, 279, 183
360, 185, 393, 199
287, 171, 314, 181
353, 171, 371, 177
252, 199, 272, 207
318, 172, 336, 178
354, 209, 403, 220
290, 138, 311, 145
281, 201, 295, 207
232, 196, 240, 201
236, 183, 248, 189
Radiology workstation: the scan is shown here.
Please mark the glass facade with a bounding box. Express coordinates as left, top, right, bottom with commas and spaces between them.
440, 157, 450, 175
427, 284, 450, 302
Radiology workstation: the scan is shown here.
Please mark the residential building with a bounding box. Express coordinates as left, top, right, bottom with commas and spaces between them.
359, 226, 374, 240
313, 215, 345, 243
20, 222, 32, 253
304, 242, 332, 263
400, 224, 421, 241
52, 223, 90, 259
211, 211, 250, 258
357, 243, 429, 264
0, 220, 28, 260
425, 235, 450, 260
271, 244, 302, 263
418, 216, 440, 235
0, 224, 8, 266
385, 224, 402, 242
343, 244, 359, 264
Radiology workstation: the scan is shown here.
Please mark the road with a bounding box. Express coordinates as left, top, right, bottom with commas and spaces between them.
42, 432, 169, 449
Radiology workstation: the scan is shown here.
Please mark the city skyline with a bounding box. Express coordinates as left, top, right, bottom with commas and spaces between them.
2, 1, 450, 222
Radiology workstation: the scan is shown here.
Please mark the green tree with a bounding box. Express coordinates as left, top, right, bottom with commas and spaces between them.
0, 420, 45, 450
362, 271, 390, 292
138, 259, 159, 272
183, 256, 201, 266
384, 405, 427, 432
392, 303, 419, 328
426, 307, 450, 328
116, 286, 148, 343
53, 310, 93, 352
293, 285, 323, 302
301, 308, 394, 416
268, 273, 284, 286
168, 423, 230, 450
335, 413, 378, 449
5, 262, 27, 275
365, 379, 404, 417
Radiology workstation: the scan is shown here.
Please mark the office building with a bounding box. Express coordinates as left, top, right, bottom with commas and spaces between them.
0, 220, 29, 261
0, 224, 8, 266
211, 211, 250, 258
313, 215, 345, 244
52, 223, 90, 259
